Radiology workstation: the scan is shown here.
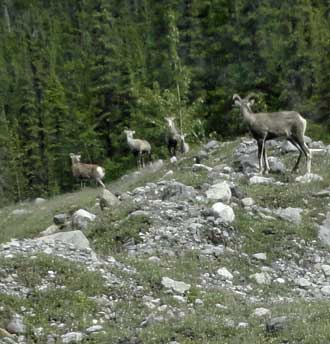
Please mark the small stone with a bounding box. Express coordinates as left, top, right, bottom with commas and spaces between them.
192, 164, 213, 172
275, 207, 303, 225
217, 267, 234, 280
241, 197, 254, 207
61, 332, 84, 343
34, 197, 46, 205
251, 272, 271, 285
148, 256, 161, 264
295, 173, 323, 184
237, 322, 249, 329
100, 189, 120, 210
211, 202, 235, 223
206, 182, 232, 202
295, 277, 312, 288
195, 298, 204, 305
321, 264, 330, 277
85, 325, 103, 334
40, 224, 58, 236
253, 308, 271, 318
6, 314, 26, 335
249, 176, 274, 185
173, 295, 187, 303
72, 209, 96, 230
266, 316, 288, 333
320, 286, 330, 296
53, 213, 67, 226
161, 277, 191, 294
252, 253, 267, 261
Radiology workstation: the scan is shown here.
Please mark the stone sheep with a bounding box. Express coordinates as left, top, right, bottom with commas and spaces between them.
69, 153, 105, 188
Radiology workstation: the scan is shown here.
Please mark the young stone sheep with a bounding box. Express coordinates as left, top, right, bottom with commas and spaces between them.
165, 117, 181, 157
180, 134, 190, 154
69, 153, 105, 188
124, 129, 151, 168
233, 93, 311, 175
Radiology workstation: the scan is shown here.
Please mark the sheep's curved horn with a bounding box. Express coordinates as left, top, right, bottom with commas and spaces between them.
233, 94, 242, 102
245, 93, 257, 101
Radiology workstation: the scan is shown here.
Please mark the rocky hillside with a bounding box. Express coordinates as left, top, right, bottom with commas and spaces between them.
1, 137, 330, 343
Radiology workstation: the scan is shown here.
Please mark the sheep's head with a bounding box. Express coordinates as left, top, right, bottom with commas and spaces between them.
69, 153, 81, 163
233, 94, 255, 112
124, 129, 135, 138
165, 117, 176, 129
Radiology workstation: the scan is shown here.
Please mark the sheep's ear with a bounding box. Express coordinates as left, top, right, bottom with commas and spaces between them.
249, 99, 255, 106
234, 100, 241, 107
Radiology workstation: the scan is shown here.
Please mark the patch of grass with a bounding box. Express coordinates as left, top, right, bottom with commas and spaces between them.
0, 188, 101, 244
88, 202, 152, 254
234, 208, 316, 258
0, 254, 109, 342
0, 254, 107, 294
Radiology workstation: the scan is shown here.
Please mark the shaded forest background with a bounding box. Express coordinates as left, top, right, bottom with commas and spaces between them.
1, 0, 330, 205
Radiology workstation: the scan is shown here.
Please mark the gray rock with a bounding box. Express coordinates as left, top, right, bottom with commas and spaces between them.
252, 253, 267, 261
206, 182, 232, 203
295, 173, 323, 184
72, 209, 96, 230
53, 213, 68, 226
318, 212, 330, 247
11, 209, 31, 216
237, 322, 249, 329
85, 325, 103, 334
295, 277, 312, 288
253, 308, 271, 318
241, 197, 254, 207
275, 207, 303, 225
6, 314, 26, 335
194, 150, 208, 164
217, 267, 233, 280
320, 286, 330, 296
204, 140, 219, 151
266, 316, 288, 333
281, 141, 298, 153
211, 202, 235, 223
40, 224, 58, 236
321, 264, 330, 277
160, 181, 196, 201
34, 197, 46, 205
192, 163, 213, 172
251, 272, 271, 285
161, 277, 191, 294
149, 159, 164, 171
61, 332, 84, 343
36, 230, 91, 250
236, 154, 259, 174
249, 176, 274, 185
100, 189, 120, 210
268, 157, 285, 173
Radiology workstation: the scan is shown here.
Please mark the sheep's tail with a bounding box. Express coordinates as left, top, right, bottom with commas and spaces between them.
97, 166, 105, 179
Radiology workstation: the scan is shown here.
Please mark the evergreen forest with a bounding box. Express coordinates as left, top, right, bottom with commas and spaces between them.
1, 0, 330, 205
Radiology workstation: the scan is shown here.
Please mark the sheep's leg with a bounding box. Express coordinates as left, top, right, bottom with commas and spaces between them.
296, 139, 311, 174
289, 138, 303, 173
173, 142, 177, 157
257, 139, 264, 174
168, 144, 173, 157
97, 179, 105, 188
264, 148, 270, 174
261, 135, 269, 174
